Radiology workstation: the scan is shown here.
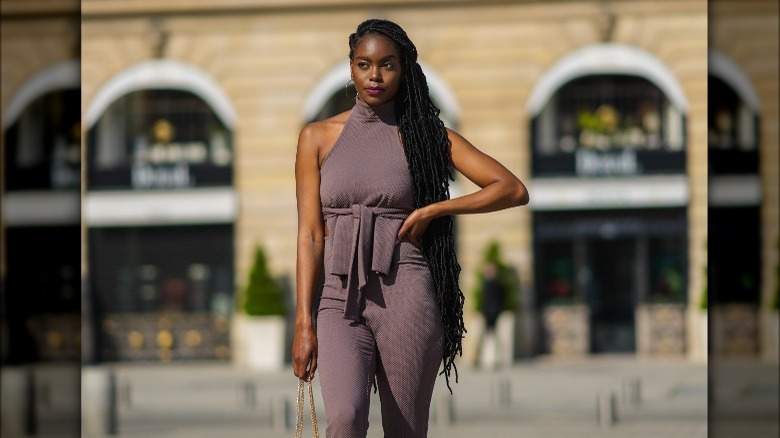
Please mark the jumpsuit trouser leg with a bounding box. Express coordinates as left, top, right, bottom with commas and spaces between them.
317, 247, 443, 438
317, 304, 377, 438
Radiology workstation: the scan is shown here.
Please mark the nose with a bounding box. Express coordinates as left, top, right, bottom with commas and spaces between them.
369, 66, 381, 82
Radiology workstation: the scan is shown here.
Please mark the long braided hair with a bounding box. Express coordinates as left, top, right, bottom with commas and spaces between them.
349, 19, 465, 392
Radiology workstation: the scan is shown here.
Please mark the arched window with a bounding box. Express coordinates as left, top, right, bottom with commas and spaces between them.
707, 51, 762, 307
4, 89, 80, 191
308, 89, 355, 123
2, 61, 81, 363
708, 75, 759, 174
84, 64, 237, 362
532, 74, 685, 177
528, 46, 690, 354
87, 89, 233, 190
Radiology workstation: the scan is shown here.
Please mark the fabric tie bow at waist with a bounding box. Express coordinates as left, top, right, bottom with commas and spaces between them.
322, 205, 410, 321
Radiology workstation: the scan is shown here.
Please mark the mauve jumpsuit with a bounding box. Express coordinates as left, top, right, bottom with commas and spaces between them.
317, 97, 443, 437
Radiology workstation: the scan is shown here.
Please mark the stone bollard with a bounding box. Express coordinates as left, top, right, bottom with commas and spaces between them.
271, 395, 291, 431
622, 377, 641, 407
596, 390, 618, 427
25, 368, 37, 435
434, 395, 454, 426
491, 378, 511, 407
120, 380, 132, 408
82, 367, 119, 436
0, 367, 36, 436
243, 381, 256, 407
39, 378, 51, 409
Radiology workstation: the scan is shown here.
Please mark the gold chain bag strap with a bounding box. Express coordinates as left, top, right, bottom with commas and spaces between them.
295, 378, 319, 438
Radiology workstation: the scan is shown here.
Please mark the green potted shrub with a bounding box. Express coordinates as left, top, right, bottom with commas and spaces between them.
689, 238, 708, 362
232, 244, 287, 370
242, 245, 285, 317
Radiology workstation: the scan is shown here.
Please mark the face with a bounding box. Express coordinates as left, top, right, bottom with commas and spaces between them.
350, 34, 403, 105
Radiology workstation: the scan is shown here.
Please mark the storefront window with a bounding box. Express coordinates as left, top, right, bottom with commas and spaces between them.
708, 75, 759, 174
89, 225, 233, 361
537, 239, 582, 305
537, 241, 578, 305
4, 226, 81, 363
535, 210, 688, 305
4, 89, 81, 191
647, 236, 687, 303
3, 87, 81, 363
532, 75, 685, 177
87, 89, 232, 189
709, 207, 761, 304
90, 225, 233, 314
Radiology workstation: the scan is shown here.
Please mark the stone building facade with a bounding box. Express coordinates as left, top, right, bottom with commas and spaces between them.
2, 0, 776, 365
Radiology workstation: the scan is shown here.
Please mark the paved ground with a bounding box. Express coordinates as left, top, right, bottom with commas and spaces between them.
103, 356, 710, 437
5, 355, 778, 437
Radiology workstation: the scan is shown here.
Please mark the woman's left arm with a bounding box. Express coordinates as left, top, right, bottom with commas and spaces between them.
398, 128, 529, 247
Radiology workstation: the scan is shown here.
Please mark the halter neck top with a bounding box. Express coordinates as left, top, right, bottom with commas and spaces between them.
320, 97, 415, 211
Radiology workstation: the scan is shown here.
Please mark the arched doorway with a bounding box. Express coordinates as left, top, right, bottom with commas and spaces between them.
2, 60, 81, 364
708, 50, 762, 357
84, 61, 237, 363
528, 45, 689, 355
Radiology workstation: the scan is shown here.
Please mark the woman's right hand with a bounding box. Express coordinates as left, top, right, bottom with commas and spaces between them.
292, 323, 318, 381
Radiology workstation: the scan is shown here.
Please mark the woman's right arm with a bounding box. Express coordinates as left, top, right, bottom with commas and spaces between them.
293, 123, 325, 381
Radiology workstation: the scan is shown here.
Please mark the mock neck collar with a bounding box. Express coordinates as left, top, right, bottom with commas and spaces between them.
353, 97, 397, 125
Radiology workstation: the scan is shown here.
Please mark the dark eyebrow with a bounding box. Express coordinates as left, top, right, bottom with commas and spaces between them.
355, 55, 398, 62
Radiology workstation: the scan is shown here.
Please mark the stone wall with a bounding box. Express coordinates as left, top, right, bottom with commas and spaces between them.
1, 0, 717, 362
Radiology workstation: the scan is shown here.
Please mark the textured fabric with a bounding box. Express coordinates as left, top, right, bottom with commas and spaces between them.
317, 98, 443, 437
320, 98, 415, 212
322, 205, 407, 321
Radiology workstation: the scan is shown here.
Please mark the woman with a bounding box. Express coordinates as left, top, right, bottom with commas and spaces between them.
294, 19, 528, 437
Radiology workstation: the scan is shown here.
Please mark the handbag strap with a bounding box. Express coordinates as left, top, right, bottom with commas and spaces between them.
296, 379, 319, 438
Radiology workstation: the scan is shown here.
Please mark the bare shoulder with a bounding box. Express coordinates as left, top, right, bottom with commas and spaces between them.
299, 109, 351, 165
302, 110, 350, 141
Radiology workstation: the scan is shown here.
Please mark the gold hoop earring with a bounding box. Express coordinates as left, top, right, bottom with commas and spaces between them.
345, 79, 357, 99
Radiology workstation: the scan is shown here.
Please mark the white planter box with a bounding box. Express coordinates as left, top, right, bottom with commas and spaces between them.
231, 314, 286, 370
543, 304, 589, 355
636, 303, 686, 357
712, 304, 759, 357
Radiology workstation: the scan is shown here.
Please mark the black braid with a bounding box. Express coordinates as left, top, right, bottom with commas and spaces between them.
349, 19, 465, 393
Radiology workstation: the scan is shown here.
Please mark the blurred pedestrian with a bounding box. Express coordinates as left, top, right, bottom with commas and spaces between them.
479, 261, 505, 369
482, 262, 505, 332
293, 18, 528, 437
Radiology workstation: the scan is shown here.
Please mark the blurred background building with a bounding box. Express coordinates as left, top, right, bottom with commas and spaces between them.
2, 0, 81, 365
1, 0, 776, 370
709, 0, 779, 363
